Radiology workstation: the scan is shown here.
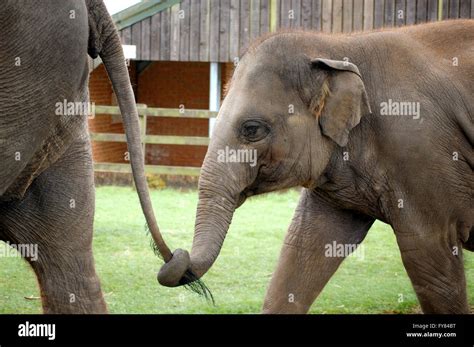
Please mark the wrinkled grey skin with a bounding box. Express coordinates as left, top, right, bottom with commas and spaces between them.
159, 20, 473, 314
0, 0, 171, 313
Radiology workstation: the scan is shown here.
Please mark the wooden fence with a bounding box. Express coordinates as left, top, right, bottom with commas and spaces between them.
91, 105, 217, 176
120, 0, 473, 62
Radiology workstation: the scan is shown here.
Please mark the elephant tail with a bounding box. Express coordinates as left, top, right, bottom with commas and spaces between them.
87, 0, 173, 263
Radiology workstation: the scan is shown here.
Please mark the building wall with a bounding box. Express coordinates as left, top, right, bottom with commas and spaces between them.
221, 62, 235, 97
137, 61, 210, 167
88, 61, 235, 167
88, 64, 127, 164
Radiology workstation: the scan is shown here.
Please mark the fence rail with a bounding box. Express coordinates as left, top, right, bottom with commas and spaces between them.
94, 105, 217, 118
91, 105, 213, 176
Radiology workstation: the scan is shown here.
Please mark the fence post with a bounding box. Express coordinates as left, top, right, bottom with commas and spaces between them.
270, 0, 278, 32
137, 104, 148, 164
438, 0, 443, 20
209, 63, 221, 138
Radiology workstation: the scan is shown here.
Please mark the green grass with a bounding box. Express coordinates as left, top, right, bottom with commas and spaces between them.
0, 186, 473, 313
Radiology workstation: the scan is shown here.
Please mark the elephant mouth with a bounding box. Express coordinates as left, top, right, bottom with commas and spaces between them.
236, 191, 249, 208
237, 176, 274, 208
236, 163, 271, 208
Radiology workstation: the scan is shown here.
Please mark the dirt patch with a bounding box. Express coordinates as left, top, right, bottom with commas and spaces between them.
94, 172, 199, 189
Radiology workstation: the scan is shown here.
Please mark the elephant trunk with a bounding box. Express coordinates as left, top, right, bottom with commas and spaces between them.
98, 15, 172, 263
158, 152, 245, 288
188, 167, 238, 278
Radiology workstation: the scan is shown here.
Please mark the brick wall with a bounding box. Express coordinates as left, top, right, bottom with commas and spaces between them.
137, 61, 210, 167
88, 63, 134, 163
221, 62, 234, 97
88, 61, 235, 167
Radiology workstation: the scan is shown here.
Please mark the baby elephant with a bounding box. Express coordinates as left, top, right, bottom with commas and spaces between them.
158, 20, 474, 314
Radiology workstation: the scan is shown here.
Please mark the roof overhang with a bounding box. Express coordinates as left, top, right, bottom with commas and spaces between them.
112, 0, 181, 31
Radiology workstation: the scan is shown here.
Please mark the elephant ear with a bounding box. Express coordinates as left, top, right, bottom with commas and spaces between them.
311, 58, 371, 147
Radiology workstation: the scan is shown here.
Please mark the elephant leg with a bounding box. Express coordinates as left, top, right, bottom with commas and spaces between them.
395, 224, 468, 314
262, 189, 374, 313
0, 136, 107, 313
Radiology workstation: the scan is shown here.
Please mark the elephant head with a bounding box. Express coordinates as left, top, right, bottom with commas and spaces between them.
158, 35, 371, 288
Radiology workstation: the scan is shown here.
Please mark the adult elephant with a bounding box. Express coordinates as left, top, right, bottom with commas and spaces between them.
0, 0, 174, 313
159, 20, 474, 314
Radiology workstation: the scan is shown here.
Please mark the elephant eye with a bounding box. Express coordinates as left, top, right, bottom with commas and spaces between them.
240, 120, 270, 142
